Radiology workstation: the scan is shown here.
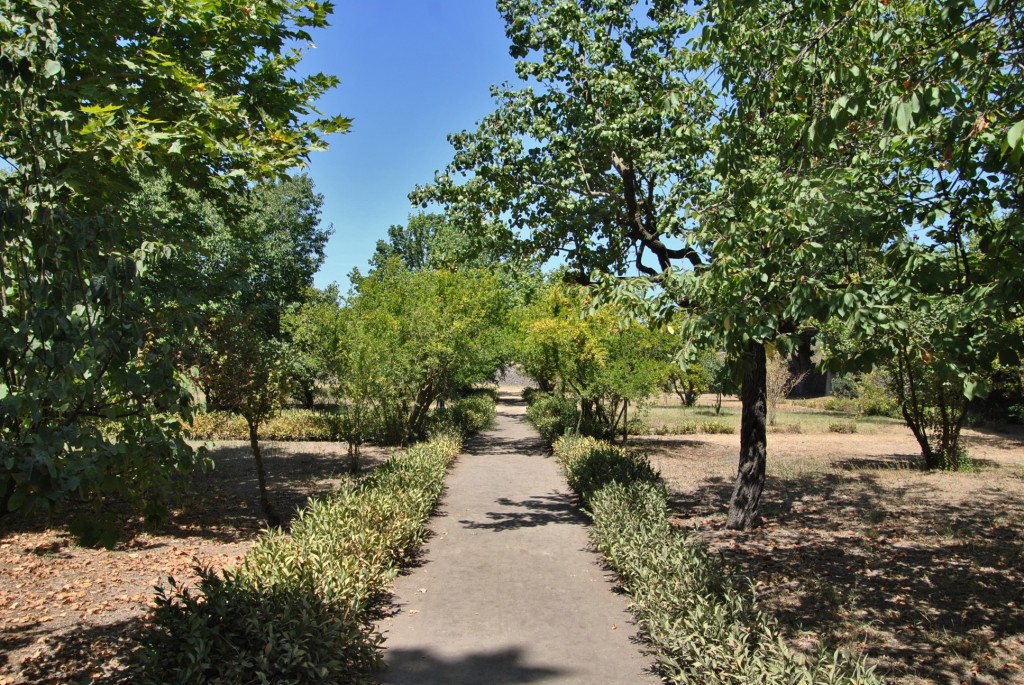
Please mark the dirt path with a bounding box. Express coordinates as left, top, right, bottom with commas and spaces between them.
377, 388, 659, 685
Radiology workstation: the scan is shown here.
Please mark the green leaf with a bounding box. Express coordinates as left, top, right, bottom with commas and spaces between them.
1007, 120, 1024, 149
42, 59, 61, 77
896, 101, 912, 133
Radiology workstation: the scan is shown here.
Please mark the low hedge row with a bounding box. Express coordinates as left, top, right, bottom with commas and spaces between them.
189, 408, 341, 441
140, 432, 463, 684
553, 435, 883, 685
189, 392, 498, 443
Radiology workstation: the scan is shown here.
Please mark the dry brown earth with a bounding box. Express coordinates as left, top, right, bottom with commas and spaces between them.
639, 398, 1024, 685
0, 441, 390, 684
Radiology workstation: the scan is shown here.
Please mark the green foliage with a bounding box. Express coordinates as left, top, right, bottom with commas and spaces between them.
526, 392, 582, 445
830, 376, 859, 400
700, 420, 734, 435
0, 0, 345, 519
553, 436, 883, 685
300, 264, 509, 445
141, 433, 462, 684
429, 390, 498, 440
189, 409, 340, 442
828, 422, 858, 435
516, 282, 672, 441
421, 0, 1024, 523
666, 347, 722, 407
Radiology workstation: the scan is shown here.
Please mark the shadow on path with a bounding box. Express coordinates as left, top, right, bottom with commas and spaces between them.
459, 493, 583, 531
381, 646, 565, 685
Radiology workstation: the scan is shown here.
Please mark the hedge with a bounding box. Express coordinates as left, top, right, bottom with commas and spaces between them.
553, 435, 884, 685
140, 432, 463, 683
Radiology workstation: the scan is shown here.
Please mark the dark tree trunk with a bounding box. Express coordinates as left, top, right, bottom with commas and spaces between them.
727, 341, 768, 530
0, 478, 15, 518
247, 420, 280, 527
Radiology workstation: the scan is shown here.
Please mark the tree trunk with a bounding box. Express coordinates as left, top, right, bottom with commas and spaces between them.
247, 419, 280, 527
0, 478, 15, 518
727, 341, 768, 530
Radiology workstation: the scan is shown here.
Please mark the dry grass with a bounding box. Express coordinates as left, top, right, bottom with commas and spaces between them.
635, 396, 1024, 685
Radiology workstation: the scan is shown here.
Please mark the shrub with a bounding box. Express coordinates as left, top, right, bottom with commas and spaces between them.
140, 433, 462, 683
700, 420, 734, 434
430, 391, 498, 439
553, 435, 882, 685
830, 375, 860, 399
673, 421, 699, 435
822, 396, 860, 414
625, 416, 651, 436
829, 421, 858, 434
188, 408, 344, 441
525, 392, 581, 444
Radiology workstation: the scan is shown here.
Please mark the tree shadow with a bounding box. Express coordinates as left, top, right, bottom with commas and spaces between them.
459, 493, 582, 531
379, 646, 566, 685
669, 467, 1024, 683
0, 441, 380, 545
464, 434, 549, 458
1, 616, 145, 684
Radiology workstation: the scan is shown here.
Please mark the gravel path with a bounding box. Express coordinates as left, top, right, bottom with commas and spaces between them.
376, 388, 659, 685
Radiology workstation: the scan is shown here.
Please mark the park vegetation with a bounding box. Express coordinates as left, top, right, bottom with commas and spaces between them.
418, 0, 1024, 529
2, 0, 1023, 682
555, 434, 883, 684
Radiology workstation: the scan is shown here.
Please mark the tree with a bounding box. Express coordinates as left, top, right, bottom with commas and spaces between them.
199, 315, 290, 526
282, 285, 343, 409
0, 0, 346, 521
190, 174, 331, 410
420, 0, 1024, 529
299, 263, 511, 447
516, 282, 670, 442
703, 0, 1022, 472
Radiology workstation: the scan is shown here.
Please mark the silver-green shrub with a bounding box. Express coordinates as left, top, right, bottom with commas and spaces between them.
553, 435, 884, 685
141, 433, 461, 684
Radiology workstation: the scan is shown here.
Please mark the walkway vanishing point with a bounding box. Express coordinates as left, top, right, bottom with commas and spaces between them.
377, 388, 661, 685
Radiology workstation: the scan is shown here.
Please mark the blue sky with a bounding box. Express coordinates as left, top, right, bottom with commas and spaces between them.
298, 2, 518, 287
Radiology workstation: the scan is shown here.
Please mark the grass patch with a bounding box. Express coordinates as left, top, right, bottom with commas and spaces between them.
554, 435, 882, 685
645, 401, 901, 436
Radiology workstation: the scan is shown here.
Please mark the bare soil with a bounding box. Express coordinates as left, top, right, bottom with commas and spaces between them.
0, 441, 390, 685
638, 398, 1024, 685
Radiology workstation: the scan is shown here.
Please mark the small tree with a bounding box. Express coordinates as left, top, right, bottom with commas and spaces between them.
200, 315, 290, 526
765, 353, 809, 427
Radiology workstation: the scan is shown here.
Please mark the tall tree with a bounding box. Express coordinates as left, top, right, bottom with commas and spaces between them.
0, 0, 347, 521
419, 0, 1024, 527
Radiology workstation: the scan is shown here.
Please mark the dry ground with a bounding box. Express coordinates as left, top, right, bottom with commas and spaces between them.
3, 396, 1023, 684
0, 441, 391, 685
638, 396, 1024, 685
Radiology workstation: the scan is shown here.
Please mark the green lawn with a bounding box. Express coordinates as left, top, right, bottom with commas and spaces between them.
641, 397, 903, 435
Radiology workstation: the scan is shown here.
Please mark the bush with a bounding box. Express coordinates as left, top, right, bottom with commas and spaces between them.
525, 392, 581, 444
830, 375, 860, 399
700, 420, 734, 434
140, 433, 462, 683
188, 408, 344, 441
430, 390, 498, 438
553, 435, 882, 685
829, 421, 858, 434
822, 396, 860, 414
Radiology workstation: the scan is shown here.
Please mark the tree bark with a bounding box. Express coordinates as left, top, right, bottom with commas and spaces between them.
727, 340, 768, 530
247, 419, 280, 527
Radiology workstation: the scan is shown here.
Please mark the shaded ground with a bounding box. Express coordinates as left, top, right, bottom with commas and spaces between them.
0, 440, 389, 684
637, 402, 1024, 685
